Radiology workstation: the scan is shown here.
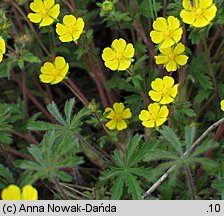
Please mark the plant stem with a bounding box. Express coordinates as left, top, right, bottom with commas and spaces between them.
143, 117, 224, 198
184, 166, 196, 199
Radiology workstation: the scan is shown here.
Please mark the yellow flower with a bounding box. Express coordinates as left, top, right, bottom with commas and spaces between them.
150, 16, 183, 49
221, 100, 224, 112
56, 15, 85, 42
105, 102, 132, 131
155, 43, 189, 72
1, 184, 38, 200
0, 36, 6, 63
180, 0, 217, 28
149, 76, 178, 104
39, 56, 69, 84
28, 0, 60, 27
102, 38, 135, 71
139, 103, 169, 128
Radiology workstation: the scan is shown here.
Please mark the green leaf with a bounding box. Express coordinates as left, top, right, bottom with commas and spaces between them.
144, 150, 179, 162
0, 164, 14, 184
111, 174, 125, 200
126, 173, 142, 200
64, 98, 75, 124
160, 126, 183, 156
185, 126, 196, 151
129, 167, 152, 179
28, 121, 62, 131
47, 101, 66, 125
23, 51, 41, 63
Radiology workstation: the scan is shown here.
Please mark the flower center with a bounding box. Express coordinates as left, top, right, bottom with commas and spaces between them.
113, 112, 122, 121
52, 68, 59, 77
194, 7, 205, 16
115, 53, 124, 61
40, 7, 50, 18
168, 52, 175, 60
66, 26, 76, 35
164, 29, 172, 37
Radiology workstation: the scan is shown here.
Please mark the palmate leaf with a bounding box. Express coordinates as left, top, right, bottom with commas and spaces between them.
64, 98, 75, 124
111, 174, 125, 200
28, 121, 62, 131
0, 164, 14, 186
47, 101, 66, 125
126, 173, 142, 200
144, 150, 179, 162
185, 126, 196, 151
159, 126, 183, 156
129, 167, 152, 179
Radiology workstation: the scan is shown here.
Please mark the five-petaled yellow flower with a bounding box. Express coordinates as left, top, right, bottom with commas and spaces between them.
28, 0, 60, 27
155, 43, 189, 72
102, 38, 135, 71
1, 184, 38, 200
56, 15, 85, 42
180, 0, 217, 28
105, 102, 132, 131
149, 76, 178, 104
150, 16, 183, 49
139, 103, 169, 128
39, 56, 69, 84
221, 100, 224, 112
0, 36, 6, 63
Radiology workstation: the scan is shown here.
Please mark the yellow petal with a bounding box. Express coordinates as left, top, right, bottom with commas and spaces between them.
163, 76, 174, 88
105, 60, 119, 71
44, 0, 55, 9
56, 23, 66, 35
41, 62, 54, 74
39, 74, 54, 83
105, 109, 115, 119
122, 108, 132, 119
118, 60, 131, 71
151, 78, 164, 91
170, 28, 183, 43
22, 185, 38, 200
159, 105, 169, 117
159, 46, 172, 55
150, 31, 164, 44
204, 5, 217, 21
123, 43, 135, 58
117, 120, 127, 130
180, 10, 196, 25
106, 119, 117, 130
59, 34, 73, 42
28, 13, 42, 23
0, 37, 6, 53
59, 63, 69, 76
156, 117, 167, 126
139, 110, 151, 121
102, 48, 116, 61
30, 0, 44, 12
51, 75, 64, 84
113, 102, 125, 113
166, 60, 177, 72
1, 185, 21, 200
63, 15, 77, 26
142, 120, 155, 128
160, 37, 174, 49
75, 18, 85, 30
199, 0, 213, 8
160, 96, 174, 104
152, 17, 167, 31
40, 16, 54, 27
148, 103, 160, 115
182, 0, 192, 10
55, 56, 66, 70
155, 55, 168, 64
168, 16, 180, 30
112, 38, 126, 53
193, 16, 209, 28
48, 4, 60, 19
149, 90, 162, 102
221, 100, 224, 111
175, 55, 189, 66
0, 54, 3, 62
72, 31, 82, 41
173, 43, 185, 55
170, 85, 178, 98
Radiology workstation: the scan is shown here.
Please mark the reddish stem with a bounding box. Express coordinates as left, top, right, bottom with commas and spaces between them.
12, 73, 57, 124
22, 69, 28, 118
163, 0, 167, 17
